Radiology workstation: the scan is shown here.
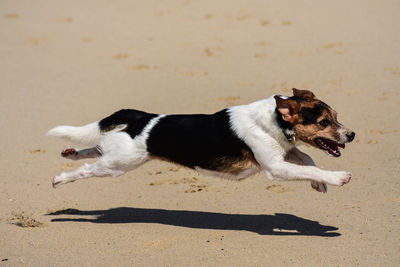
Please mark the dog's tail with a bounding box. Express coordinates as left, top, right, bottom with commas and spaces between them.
46, 122, 101, 146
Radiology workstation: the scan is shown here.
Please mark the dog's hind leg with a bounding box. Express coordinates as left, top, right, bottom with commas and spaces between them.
61, 147, 102, 160
52, 125, 154, 188
52, 159, 128, 188
53, 148, 148, 188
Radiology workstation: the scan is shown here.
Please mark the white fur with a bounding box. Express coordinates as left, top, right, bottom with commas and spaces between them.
338, 126, 349, 144
46, 122, 101, 146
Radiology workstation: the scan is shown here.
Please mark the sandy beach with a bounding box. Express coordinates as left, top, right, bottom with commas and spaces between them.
1, 0, 399, 265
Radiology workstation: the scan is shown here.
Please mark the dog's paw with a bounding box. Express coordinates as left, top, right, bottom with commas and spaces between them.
61, 148, 78, 159
338, 171, 352, 185
311, 181, 327, 193
52, 176, 61, 188
329, 171, 352, 186
52, 173, 71, 188
52, 175, 64, 188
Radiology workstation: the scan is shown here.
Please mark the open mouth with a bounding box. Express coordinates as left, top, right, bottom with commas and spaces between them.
314, 138, 345, 157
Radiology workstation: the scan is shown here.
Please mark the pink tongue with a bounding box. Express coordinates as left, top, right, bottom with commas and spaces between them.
325, 139, 345, 149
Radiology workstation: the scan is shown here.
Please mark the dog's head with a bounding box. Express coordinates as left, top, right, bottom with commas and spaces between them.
274, 88, 355, 157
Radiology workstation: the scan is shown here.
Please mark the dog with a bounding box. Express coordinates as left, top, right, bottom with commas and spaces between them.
47, 88, 355, 193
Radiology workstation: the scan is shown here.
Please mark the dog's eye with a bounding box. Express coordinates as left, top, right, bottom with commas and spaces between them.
319, 119, 330, 128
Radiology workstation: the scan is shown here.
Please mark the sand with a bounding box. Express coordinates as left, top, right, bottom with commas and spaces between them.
1, 0, 399, 266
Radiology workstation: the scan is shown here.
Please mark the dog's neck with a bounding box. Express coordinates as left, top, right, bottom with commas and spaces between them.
274, 108, 296, 144
228, 97, 296, 152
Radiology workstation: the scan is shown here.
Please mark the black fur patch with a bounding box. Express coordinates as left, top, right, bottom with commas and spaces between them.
99, 109, 158, 138
300, 105, 323, 125
146, 110, 256, 171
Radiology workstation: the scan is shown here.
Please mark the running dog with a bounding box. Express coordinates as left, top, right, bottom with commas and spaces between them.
47, 89, 355, 193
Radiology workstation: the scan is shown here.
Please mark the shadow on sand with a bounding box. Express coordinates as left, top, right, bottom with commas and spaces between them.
47, 207, 340, 237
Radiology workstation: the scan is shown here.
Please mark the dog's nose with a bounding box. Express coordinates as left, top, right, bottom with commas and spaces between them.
346, 131, 355, 142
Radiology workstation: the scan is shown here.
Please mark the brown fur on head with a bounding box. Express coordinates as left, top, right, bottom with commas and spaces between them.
274, 88, 355, 157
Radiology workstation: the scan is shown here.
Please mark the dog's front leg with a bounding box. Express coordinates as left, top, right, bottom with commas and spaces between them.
252, 146, 351, 186
285, 147, 327, 193
264, 159, 351, 186
246, 132, 351, 187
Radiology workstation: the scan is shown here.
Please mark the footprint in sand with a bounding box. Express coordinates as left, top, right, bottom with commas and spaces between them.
3, 13, 19, 19
11, 212, 44, 228
81, 37, 93, 43
281, 20, 292, 26
384, 67, 400, 75
184, 183, 207, 193
203, 13, 214, 19
27, 149, 47, 154
127, 64, 158, 71
60, 162, 76, 171
182, 72, 198, 77
149, 179, 175, 186
321, 42, 343, 49
321, 42, 347, 54
255, 41, 271, 46
260, 19, 271, 26
369, 129, 399, 135
149, 176, 208, 193
27, 37, 47, 45
266, 184, 292, 193
203, 47, 225, 57
377, 92, 388, 101
112, 53, 130, 60
149, 177, 195, 186
204, 48, 214, 57
147, 170, 164, 176
181, 177, 208, 193
180, 71, 208, 77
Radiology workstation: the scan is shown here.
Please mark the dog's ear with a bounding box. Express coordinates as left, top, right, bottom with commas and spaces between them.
292, 88, 315, 100
274, 95, 300, 123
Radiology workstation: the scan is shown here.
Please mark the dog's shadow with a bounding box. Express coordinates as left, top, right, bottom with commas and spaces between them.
47, 207, 340, 237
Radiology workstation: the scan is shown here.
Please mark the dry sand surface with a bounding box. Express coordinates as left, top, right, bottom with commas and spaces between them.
1, 0, 399, 266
